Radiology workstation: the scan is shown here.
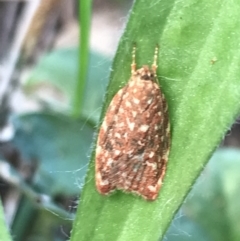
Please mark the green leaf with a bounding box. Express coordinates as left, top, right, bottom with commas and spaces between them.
164, 148, 240, 241
181, 148, 240, 241
25, 48, 79, 97
71, 0, 240, 240
25, 48, 111, 123
13, 113, 94, 196
0, 199, 12, 241
165, 215, 211, 241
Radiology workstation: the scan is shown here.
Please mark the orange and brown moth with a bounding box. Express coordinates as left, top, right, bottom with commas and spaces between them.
95, 46, 170, 201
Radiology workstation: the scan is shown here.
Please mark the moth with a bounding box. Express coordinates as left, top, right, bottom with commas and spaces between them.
95, 46, 170, 200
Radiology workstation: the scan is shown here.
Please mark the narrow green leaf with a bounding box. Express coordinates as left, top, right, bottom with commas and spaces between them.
71, 0, 240, 240
0, 200, 12, 241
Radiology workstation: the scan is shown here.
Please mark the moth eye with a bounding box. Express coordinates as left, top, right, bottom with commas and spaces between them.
142, 74, 151, 80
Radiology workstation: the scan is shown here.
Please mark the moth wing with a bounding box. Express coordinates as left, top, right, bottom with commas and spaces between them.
95, 77, 170, 201
95, 85, 128, 194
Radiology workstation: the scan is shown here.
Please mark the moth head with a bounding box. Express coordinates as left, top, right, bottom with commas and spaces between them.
138, 66, 155, 81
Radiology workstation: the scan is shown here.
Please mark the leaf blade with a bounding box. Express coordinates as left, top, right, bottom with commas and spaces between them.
71, 0, 240, 240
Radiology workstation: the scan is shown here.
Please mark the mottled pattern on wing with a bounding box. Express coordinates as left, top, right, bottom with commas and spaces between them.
95, 72, 170, 200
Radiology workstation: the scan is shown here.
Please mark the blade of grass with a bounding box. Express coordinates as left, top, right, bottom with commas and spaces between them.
71, 0, 240, 240
72, 0, 92, 118
0, 199, 11, 241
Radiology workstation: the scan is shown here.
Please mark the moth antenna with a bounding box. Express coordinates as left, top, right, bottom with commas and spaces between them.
131, 44, 137, 74
152, 45, 159, 76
